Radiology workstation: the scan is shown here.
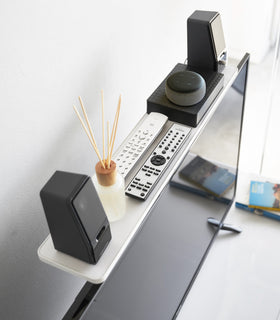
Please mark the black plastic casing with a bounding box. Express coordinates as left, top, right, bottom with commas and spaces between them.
40, 171, 111, 264
147, 63, 223, 127
147, 10, 227, 127
187, 10, 224, 71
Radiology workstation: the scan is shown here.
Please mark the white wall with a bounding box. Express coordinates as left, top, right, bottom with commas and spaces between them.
0, 1, 276, 319
220, 0, 276, 63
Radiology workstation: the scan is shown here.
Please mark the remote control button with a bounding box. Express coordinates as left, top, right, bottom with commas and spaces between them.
115, 113, 168, 178
151, 155, 166, 166
125, 124, 192, 200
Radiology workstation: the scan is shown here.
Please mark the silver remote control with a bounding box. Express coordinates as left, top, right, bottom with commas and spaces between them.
113, 112, 168, 178
125, 123, 191, 200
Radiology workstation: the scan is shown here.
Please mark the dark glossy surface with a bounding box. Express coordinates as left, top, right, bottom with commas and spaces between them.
80, 57, 248, 319
81, 185, 226, 320
82, 57, 246, 320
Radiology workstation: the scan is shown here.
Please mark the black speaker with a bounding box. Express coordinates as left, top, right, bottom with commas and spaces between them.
40, 170, 112, 264
147, 10, 226, 127
187, 10, 227, 71
147, 63, 223, 127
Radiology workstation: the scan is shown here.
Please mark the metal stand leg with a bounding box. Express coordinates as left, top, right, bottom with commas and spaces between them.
62, 282, 101, 320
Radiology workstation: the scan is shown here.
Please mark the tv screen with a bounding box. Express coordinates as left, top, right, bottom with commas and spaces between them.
80, 55, 249, 320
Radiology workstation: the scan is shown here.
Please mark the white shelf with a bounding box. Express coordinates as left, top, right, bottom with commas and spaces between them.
38, 196, 154, 283
38, 62, 238, 284
37, 113, 172, 284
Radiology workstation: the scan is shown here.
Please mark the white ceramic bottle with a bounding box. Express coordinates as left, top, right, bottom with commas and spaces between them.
92, 160, 126, 222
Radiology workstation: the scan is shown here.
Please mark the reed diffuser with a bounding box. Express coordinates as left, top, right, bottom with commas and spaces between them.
73, 92, 126, 222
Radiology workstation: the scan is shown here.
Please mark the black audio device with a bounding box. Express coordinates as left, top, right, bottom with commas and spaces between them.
147, 10, 227, 127
40, 171, 111, 264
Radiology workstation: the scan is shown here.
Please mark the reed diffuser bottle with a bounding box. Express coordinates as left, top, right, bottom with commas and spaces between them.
73, 93, 126, 222
92, 160, 125, 222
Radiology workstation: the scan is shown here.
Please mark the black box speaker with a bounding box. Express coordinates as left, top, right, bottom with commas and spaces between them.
147, 10, 227, 127
187, 10, 227, 71
147, 63, 223, 127
40, 170, 111, 264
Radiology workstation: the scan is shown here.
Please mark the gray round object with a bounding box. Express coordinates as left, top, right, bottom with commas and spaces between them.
165, 71, 206, 106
